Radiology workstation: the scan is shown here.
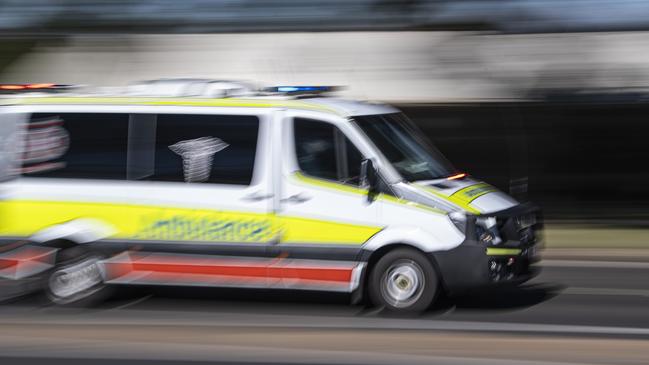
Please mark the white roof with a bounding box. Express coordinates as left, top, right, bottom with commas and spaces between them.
2, 79, 400, 117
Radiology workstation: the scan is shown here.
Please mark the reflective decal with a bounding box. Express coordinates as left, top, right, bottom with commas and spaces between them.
420, 182, 499, 214
0, 200, 381, 245
486, 247, 522, 256
452, 183, 498, 204
19, 116, 69, 174
0, 245, 58, 279
102, 252, 364, 292
135, 215, 274, 242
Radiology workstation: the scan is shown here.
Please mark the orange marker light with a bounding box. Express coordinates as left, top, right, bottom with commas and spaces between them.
26, 83, 55, 89
447, 173, 467, 181
0, 85, 26, 90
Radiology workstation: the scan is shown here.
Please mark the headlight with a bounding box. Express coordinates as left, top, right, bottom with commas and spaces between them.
449, 211, 467, 234
516, 214, 537, 229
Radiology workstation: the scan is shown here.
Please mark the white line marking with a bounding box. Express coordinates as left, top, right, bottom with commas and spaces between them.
564, 287, 649, 297
416, 320, 649, 337
2, 311, 649, 337
207, 317, 649, 337
540, 260, 649, 269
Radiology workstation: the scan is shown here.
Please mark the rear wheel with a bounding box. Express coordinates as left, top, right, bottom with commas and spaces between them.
45, 247, 110, 306
368, 248, 439, 312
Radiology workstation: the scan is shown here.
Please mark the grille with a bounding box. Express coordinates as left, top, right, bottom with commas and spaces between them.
496, 213, 539, 247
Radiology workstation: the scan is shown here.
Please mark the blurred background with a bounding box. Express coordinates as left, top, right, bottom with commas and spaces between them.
1, 1, 649, 364
4, 0, 649, 225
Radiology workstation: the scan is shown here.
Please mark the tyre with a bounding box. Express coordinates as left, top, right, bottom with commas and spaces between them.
44, 247, 111, 306
368, 248, 439, 313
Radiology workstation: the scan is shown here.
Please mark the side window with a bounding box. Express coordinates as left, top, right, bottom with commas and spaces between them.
294, 118, 363, 185
150, 114, 259, 185
345, 138, 363, 184
22, 113, 129, 179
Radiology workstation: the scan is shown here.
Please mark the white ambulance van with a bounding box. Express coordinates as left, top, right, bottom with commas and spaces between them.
0, 81, 541, 312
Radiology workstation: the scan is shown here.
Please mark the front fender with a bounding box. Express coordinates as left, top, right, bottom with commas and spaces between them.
362, 225, 464, 253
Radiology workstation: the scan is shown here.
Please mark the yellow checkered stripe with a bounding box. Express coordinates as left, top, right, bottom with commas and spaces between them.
0, 199, 380, 246
420, 183, 498, 214
15, 97, 341, 115
292, 172, 445, 215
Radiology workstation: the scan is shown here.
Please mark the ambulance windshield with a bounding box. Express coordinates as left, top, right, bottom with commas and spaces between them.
352, 113, 456, 182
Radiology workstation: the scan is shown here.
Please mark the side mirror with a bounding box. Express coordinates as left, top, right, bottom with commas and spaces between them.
360, 159, 379, 203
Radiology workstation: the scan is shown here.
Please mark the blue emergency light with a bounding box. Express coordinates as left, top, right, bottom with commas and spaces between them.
264, 86, 339, 94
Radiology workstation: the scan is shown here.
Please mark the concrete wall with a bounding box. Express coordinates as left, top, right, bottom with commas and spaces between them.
4, 31, 649, 102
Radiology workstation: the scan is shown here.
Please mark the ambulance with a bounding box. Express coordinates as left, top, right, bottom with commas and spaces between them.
0, 80, 541, 312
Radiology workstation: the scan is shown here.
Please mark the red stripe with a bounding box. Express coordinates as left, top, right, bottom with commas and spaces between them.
103, 253, 355, 284
132, 262, 267, 278
0, 247, 55, 268
129, 262, 352, 283
269, 266, 352, 282
0, 258, 17, 270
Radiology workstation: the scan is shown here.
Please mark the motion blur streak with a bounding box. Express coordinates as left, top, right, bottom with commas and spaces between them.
2, 1, 649, 365
0, 246, 57, 280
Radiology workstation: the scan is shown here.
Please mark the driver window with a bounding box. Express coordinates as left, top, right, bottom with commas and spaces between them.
294, 118, 363, 185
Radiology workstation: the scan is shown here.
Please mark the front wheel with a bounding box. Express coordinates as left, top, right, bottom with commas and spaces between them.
368, 248, 439, 313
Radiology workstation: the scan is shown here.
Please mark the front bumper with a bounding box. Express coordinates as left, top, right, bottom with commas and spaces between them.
431, 203, 542, 295
431, 243, 539, 295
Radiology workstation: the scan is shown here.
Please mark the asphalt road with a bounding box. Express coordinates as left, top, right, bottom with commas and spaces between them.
0, 259, 648, 365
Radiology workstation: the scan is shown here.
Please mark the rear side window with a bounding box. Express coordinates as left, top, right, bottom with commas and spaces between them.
23, 113, 129, 179
294, 118, 363, 185
150, 114, 259, 185
22, 112, 260, 185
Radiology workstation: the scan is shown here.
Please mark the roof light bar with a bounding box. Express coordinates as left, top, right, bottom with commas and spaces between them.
0, 83, 76, 93
26, 83, 56, 89
264, 86, 339, 94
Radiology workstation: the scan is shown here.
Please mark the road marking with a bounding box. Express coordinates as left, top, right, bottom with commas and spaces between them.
564, 287, 649, 297
396, 320, 649, 337
1, 310, 649, 338
540, 260, 649, 269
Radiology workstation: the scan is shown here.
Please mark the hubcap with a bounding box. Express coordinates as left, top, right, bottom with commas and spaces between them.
381, 260, 425, 308
49, 258, 103, 300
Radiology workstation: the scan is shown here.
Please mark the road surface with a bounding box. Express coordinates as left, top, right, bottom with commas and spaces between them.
0, 259, 648, 364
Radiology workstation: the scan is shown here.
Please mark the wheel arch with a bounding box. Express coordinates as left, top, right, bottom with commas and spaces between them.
362, 225, 463, 253
29, 218, 116, 246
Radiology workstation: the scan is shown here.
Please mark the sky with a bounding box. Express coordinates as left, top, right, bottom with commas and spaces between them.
1, 0, 648, 32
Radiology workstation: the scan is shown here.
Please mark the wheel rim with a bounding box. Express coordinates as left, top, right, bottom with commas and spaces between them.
380, 259, 425, 308
49, 257, 103, 300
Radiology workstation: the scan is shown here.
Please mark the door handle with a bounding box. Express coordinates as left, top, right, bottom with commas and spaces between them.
281, 193, 312, 204
241, 192, 274, 202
